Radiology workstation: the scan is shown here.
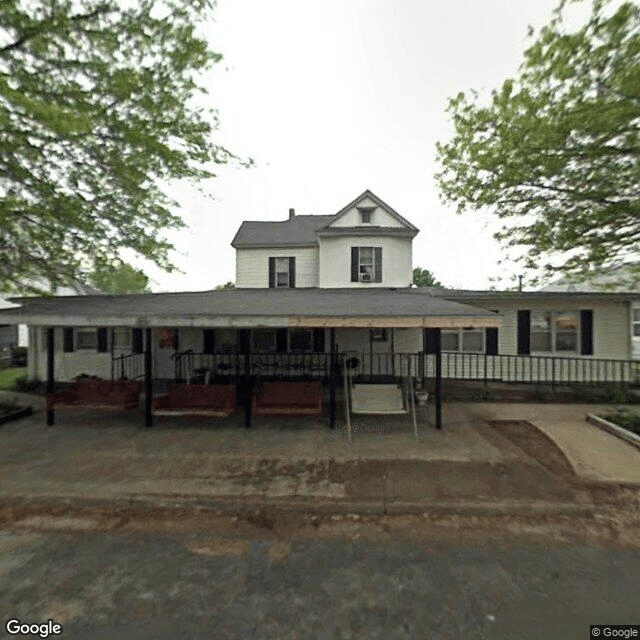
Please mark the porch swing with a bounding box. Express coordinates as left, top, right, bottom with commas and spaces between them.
343, 354, 418, 443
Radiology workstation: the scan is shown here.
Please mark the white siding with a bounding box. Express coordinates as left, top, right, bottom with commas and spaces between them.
34, 328, 112, 381
394, 328, 423, 353
328, 196, 404, 228
465, 299, 631, 360
235, 247, 319, 288
632, 303, 640, 359
33, 328, 150, 382
318, 236, 412, 288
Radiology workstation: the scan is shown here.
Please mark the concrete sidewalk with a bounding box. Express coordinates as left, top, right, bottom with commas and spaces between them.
458, 403, 640, 485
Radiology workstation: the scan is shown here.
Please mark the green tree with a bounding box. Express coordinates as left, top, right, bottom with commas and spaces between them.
0, 0, 238, 293
436, 0, 640, 282
89, 260, 151, 294
215, 281, 235, 290
412, 267, 442, 287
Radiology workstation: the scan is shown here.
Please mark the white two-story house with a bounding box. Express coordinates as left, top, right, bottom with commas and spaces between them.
2, 189, 639, 391
230, 190, 424, 359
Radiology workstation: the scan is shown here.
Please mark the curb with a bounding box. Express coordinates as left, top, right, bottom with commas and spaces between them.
0, 493, 607, 520
586, 413, 640, 452
0, 406, 33, 426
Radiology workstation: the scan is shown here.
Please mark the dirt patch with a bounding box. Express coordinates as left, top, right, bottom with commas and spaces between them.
13, 515, 121, 532
267, 541, 292, 563
1, 496, 640, 549
186, 539, 251, 557
343, 458, 575, 502
487, 420, 577, 480
208, 455, 574, 502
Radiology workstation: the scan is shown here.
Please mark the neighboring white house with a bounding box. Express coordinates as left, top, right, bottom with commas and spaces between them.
538, 265, 640, 359
1, 189, 639, 386
0, 280, 99, 351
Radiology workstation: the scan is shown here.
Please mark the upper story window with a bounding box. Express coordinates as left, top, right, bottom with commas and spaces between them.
633, 308, 640, 337
269, 257, 296, 288
351, 246, 382, 283
531, 311, 578, 353
357, 207, 375, 224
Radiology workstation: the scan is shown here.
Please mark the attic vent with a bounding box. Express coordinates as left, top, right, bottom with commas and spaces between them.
358, 207, 375, 224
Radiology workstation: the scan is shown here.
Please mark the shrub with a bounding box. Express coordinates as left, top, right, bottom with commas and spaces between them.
11, 347, 27, 367
529, 387, 550, 403
13, 375, 40, 392
606, 411, 640, 435
609, 387, 629, 405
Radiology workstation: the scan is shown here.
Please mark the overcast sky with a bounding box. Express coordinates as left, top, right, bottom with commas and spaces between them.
143, 0, 566, 292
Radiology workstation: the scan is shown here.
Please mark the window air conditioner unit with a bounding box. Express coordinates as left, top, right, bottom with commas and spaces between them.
360, 273, 373, 282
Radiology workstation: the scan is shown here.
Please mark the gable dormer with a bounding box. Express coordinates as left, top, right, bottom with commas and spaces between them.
316, 190, 419, 288
318, 190, 419, 232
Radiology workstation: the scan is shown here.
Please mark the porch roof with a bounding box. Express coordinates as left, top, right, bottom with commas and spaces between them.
0, 287, 500, 329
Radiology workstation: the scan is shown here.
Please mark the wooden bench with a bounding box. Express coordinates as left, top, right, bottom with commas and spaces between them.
47, 379, 143, 413
252, 381, 324, 419
151, 384, 237, 418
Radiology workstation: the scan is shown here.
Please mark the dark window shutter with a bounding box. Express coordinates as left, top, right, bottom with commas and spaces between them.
424, 328, 440, 354
268, 257, 275, 288
517, 310, 530, 355
203, 329, 216, 354
132, 328, 143, 354
289, 257, 296, 288
97, 328, 108, 353
485, 328, 499, 355
173, 329, 179, 352
63, 328, 74, 352
238, 329, 250, 353
313, 328, 325, 352
374, 247, 382, 283
351, 247, 359, 282
276, 328, 287, 352
580, 310, 594, 355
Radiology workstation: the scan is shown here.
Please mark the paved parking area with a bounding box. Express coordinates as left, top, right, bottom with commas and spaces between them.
1, 399, 638, 508
0, 400, 580, 505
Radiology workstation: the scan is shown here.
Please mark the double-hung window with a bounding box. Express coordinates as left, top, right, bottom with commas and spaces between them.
530, 311, 578, 353
441, 329, 484, 353
76, 328, 97, 350
113, 328, 132, 349
275, 257, 290, 288
269, 257, 295, 288
633, 308, 640, 337
359, 247, 374, 281
351, 247, 382, 283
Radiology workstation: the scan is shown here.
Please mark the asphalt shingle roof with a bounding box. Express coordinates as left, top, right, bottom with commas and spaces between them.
231, 216, 334, 247
1, 288, 497, 322
422, 287, 639, 300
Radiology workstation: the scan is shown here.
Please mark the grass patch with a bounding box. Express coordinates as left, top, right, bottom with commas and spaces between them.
603, 411, 640, 436
0, 367, 27, 391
